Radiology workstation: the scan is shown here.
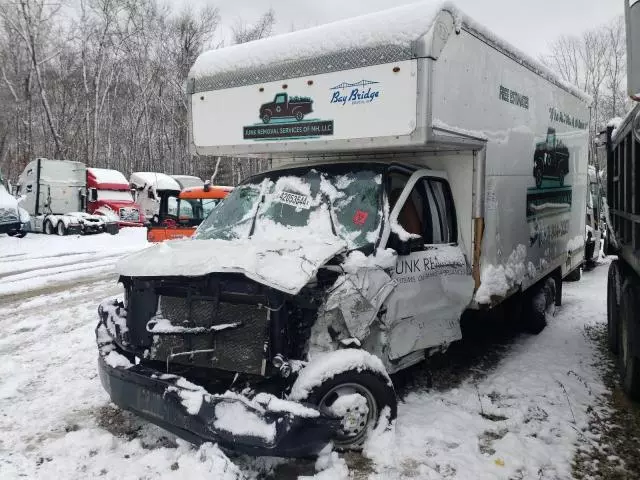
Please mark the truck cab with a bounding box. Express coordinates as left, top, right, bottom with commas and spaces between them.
146, 182, 232, 242
129, 172, 181, 220
171, 175, 204, 190
86, 168, 144, 227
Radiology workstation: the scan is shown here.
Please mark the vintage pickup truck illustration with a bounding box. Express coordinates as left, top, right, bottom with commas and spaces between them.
259, 93, 313, 123
533, 127, 570, 188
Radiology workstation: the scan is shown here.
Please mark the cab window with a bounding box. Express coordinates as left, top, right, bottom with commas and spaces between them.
388, 174, 456, 247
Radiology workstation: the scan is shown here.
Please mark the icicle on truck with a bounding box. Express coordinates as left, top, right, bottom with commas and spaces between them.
96, 1, 589, 456
605, 0, 640, 400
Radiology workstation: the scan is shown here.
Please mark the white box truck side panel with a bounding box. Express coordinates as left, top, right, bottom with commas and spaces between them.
39, 159, 86, 214
431, 30, 589, 293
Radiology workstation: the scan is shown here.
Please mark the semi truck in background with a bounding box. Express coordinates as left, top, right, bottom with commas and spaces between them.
15, 158, 119, 235
96, 2, 590, 456
86, 168, 144, 227
129, 172, 181, 220
605, 0, 640, 400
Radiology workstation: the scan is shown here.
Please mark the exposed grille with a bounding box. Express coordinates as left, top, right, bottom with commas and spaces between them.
119, 207, 139, 222
152, 295, 268, 375
0, 208, 18, 224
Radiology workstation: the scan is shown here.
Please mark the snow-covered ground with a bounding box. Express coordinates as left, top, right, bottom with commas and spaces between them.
0, 231, 615, 479
0, 228, 148, 298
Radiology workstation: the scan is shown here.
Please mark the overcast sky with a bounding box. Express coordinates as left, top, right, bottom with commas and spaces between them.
188, 0, 624, 58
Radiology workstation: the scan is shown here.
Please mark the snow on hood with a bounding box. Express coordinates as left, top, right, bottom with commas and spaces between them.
116, 237, 347, 294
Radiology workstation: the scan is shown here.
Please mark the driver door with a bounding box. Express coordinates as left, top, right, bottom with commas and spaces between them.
382, 170, 474, 360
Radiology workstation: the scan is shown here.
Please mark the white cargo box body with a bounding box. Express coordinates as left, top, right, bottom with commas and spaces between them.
188, 1, 590, 301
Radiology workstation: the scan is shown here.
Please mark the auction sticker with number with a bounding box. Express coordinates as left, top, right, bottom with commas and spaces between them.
278, 191, 311, 209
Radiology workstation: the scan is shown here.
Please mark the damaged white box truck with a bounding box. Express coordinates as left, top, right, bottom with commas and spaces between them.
96, 1, 590, 457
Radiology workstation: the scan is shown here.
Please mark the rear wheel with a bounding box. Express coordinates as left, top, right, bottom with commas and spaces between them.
294, 110, 304, 121
56, 221, 66, 236
619, 278, 640, 400
607, 260, 621, 354
565, 266, 582, 282
44, 221, 53, 235
302, 370, 397, 451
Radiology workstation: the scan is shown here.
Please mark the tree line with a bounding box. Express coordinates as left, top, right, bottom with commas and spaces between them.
0, 1, 630, 185
0, 0, 273, 184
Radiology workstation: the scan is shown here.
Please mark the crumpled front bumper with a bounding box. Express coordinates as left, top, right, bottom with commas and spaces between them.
96, 300, 339, 457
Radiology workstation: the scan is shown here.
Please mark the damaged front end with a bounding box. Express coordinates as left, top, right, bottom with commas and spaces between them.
96, 271, 342, 457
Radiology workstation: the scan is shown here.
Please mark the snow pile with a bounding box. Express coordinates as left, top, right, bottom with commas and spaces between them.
87, 167, 128, 186
608, 116, 623, 138
213, 402, 276, 442
299, 444, 349, 480
103, 351, 133, 369
190, 1, 453, 79
289, 349, 390, 401
0, 182, 18, 213
252, 393, 320, 418
475, 244, 527, 304
341, 248, 397, 274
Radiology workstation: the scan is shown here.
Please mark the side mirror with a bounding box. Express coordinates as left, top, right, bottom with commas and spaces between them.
626, 0, 640, 100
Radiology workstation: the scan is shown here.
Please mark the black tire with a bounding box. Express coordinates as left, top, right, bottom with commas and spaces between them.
261, 112, 271, 124
619, 278, 640, 400
6, 230, 16, 237
522, 278, 556, 334
303, 369, 397, 451
15, 231, 26, 238
565, 266, 582, 282
607, 260, 621, 354
56, 221, 66, 236
44, 221, 53, 235
294, 110, 304, 121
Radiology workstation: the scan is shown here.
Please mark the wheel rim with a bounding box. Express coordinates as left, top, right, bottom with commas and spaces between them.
319, 382, 378, 447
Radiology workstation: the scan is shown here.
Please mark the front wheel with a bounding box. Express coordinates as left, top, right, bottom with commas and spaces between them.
619, 278, 640, 399
303, 370, 397, 450
6, 230, 16, 237
261, 112, 271, 124
15, 230, 27, 238
44, 221, 54, 235
56, 221, 66, 236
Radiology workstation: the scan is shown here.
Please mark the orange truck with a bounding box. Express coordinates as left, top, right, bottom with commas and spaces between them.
146, 182, 232, 242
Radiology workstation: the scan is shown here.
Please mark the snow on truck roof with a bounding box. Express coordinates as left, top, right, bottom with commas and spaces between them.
189, 1, 590, 103
130, 172, 181, 191
87, 168, 128, 186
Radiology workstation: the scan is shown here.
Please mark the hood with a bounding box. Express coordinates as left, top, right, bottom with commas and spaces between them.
116, 237, 347, 295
